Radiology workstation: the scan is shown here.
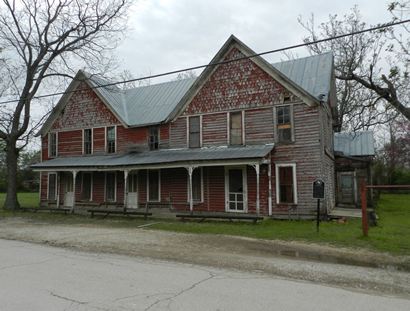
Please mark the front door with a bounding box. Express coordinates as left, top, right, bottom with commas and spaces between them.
64, 174, 74, 207
225, 167, 247, 212
338, 172, 355, 205
127, 173, 138, 209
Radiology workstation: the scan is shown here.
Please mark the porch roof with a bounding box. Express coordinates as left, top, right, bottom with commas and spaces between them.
32, 144, 274, 170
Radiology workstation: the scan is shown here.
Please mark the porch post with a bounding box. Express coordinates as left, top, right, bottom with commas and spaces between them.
268, 161, 272, 216
255, 164, 260, 215
56, 172, 60, 209
187, 166, 194, 214
123, 170, 129, 211
71, 170, 78, 213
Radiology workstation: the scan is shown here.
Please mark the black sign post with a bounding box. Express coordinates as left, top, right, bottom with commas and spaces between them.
313, 179, 325, 233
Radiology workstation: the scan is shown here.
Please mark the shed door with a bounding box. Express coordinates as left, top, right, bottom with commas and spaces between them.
338, 172, 355, 204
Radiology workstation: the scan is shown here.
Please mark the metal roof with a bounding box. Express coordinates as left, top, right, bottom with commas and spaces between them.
82, 52, 333, 127
334, 131, 375, 156
32, 145, 274, 169
271, 52, 333, 102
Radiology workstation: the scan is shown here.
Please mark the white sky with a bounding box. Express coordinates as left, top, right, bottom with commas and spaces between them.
116, 0, 391, 82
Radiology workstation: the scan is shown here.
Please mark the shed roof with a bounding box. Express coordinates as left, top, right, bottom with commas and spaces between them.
334, 131, 375, 156
32, 145, 273, 170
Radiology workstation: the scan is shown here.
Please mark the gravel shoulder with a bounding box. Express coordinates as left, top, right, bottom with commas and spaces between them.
0, 217, 409, 297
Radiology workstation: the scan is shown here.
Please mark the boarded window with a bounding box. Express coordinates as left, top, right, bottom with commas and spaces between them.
148, 170, 160, 202
188, 169, 202, 202
49, 132, 57, 157
278, 166, 294, 204
276, 106, 293, 143
83, 129, 92, 154
189, 116, 200, 148
105, 172, 116, 202
149, 126, 159, 150
106, 127, 116, 153
48, 173, 57, 200
81, 173, 92, 200
230, 111, 243, 145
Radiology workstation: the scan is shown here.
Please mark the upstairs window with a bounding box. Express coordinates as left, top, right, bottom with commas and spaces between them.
276, 105, 293, 143
189, 116, 200, 148
49, 132, 57, 158
229, 111, 243, 145
149, 126, 159, 150
106, 126, 116, 153
83, 129, 92, 154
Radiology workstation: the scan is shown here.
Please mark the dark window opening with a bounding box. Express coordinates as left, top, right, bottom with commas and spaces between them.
278, 166, 294, 204
48, 173, 57, 200
189, 169, 202, 202
148, 170, 160, 202
81, 173, 92, 201
149, 126, 159, 150
84, 129, 92, 154
49, 133, 57, 157
189, 116, 200, 148
277, 106, 292, 143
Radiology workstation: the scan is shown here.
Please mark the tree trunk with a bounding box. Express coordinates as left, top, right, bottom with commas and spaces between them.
3, 139, 20, 210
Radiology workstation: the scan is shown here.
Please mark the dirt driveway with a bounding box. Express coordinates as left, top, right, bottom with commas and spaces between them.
0, 217, 409, 297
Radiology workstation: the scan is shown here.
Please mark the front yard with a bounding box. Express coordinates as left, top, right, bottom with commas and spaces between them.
0, 192, 409, 255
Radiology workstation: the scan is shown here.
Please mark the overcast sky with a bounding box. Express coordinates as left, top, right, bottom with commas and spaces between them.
116, 0, 392, 82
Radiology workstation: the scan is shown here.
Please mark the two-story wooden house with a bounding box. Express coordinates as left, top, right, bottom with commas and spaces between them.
32, 35, 336, 218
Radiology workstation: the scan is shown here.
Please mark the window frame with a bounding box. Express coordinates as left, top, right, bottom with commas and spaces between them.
147, 169, 161, 202
105, 126, 116, 154
83, 128, 93, 155
104, 172, 117, 202
47, 172, 57, 201
187, 167, 204, 203
48, 132, 58, 158
275, 163, 298, 204
274, 105, 294, 143
188, 116, 201, 148
148, 126, 160, 150
228, 111, 244, 146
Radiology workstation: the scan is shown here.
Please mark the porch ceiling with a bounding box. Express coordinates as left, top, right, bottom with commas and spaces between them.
32, 144, 274, 171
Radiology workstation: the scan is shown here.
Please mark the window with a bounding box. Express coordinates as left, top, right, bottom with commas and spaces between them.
147, 170, 160, 202
49, 132, 57, 157
276, 164, 297, 204
106, 126, 116, 153
229, 111, 243, 145
81, 173, 92, 201
276, 106, 293, 143
48, 173, 57, 200
105, 172, 116, 202
188, 168, 202, 202
83, 129, 92, 154
149, 126, 159, 150
189, 116, 200, 148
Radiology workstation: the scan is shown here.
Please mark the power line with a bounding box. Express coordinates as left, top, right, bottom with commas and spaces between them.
1, 18, 410, 106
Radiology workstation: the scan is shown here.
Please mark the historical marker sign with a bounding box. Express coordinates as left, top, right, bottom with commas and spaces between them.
313, 179, 325, 199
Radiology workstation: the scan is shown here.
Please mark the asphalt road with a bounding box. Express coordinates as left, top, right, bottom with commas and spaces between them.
0, 239, 409, 311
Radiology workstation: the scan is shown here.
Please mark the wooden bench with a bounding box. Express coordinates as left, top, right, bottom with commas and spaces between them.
175, 213, 264, 224
87, 208, 152, 219
19, 207, 71, 214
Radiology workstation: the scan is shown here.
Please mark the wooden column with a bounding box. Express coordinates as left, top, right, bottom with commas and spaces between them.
71, 170, 78, 213
254, 164, 260, 215
268, 161, 272, 216
187, 166, 194, 214
56, 172, 60, 209
124, 170, 129, 211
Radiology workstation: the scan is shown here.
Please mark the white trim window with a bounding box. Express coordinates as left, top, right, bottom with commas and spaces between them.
188, 116, 201, 148
275, 163, 297, 204
48, 132, 57, 158
187, 168, 203, 202
105, 172, 116, 202
106, 126, 116, 153
229, 111, 243, 146
81, 172, 93, 201
147, 169, 160, 202
275, 105, 294, 143
83, 128, 93, 155
47, 172, 57, 200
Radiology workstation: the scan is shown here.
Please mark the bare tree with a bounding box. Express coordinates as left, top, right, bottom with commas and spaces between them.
299, 5, 410, 131
0, 0, 132, 210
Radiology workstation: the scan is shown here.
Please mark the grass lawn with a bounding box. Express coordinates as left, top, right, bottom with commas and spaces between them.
0, 192, 409, 255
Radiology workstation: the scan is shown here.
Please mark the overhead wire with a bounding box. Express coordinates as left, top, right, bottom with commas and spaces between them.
0, 18, 409, 105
